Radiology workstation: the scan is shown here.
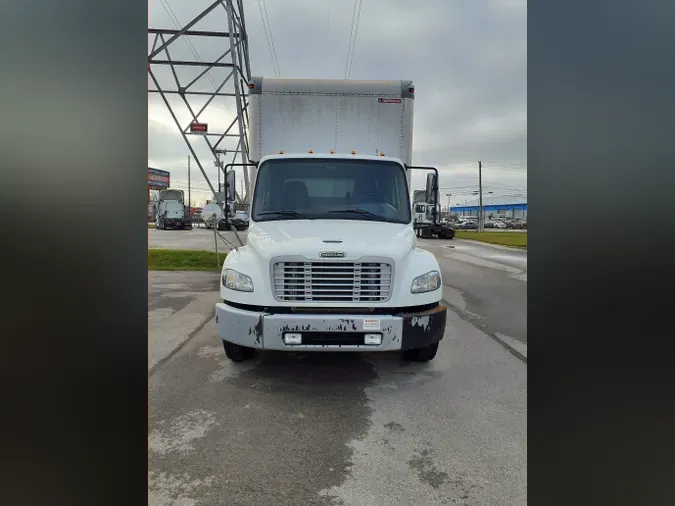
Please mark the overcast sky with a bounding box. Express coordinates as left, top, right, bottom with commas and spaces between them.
149, 0, 526, 207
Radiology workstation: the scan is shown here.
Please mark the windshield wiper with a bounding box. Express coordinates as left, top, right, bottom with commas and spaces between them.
257, 210, 306, 218
326, 209, 379, 219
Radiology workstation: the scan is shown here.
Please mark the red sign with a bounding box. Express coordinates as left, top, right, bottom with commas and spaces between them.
189, 122, 208, 134
148, 167, 170, 189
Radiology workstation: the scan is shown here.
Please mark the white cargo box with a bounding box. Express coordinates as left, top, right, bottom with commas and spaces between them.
247, 77, 415, 165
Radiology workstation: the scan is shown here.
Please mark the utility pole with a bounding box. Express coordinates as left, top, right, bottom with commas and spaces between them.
478, 161, 483, 232
214, 148, 228, 197
188, 155, 191, 214
241, 180, 245, 209
445, 193, 451, 212
216, 152, 222, 194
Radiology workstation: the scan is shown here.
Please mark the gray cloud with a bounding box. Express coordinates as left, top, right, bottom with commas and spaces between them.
149, 0, 526, 207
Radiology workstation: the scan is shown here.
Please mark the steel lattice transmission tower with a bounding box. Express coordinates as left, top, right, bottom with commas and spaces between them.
149, 0, 254, 204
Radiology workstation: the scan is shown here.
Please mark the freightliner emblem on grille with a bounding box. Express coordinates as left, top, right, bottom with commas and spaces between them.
319, 252, 346, 258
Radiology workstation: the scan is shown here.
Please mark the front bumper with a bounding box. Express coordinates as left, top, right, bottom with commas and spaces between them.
215, 302, 447, 352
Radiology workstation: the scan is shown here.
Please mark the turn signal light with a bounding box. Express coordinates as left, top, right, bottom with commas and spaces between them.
279, 150, 284, 154
248, 83, 255, 89
351, 150, 356, 155
330, 150, 335, 154
308, 149, 313, 153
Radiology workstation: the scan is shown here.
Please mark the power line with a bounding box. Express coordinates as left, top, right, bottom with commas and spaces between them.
344, 0, 363, 78
480, 161, 527, 169
261, 0, 281, 75
257, 0, 280, 76
347, 0, 363, 78
484, 186, 528, 193
344, 1, 358, 78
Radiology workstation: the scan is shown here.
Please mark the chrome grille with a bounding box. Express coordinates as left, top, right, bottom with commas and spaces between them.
272, 261, 393, 302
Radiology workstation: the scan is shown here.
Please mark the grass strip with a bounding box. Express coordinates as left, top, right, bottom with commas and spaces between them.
455, 231, 527, 249
148, 249, 226, 271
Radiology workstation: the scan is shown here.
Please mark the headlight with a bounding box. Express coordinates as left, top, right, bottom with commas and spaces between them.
410, 270, 441, 294
222, 269, 254, 292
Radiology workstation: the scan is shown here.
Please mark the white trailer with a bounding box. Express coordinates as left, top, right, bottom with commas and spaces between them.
216, 77, 447, 363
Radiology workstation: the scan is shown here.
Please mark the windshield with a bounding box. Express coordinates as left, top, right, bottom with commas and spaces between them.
251, 158, 411, 224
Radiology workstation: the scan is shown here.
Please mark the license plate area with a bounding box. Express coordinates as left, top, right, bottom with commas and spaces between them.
283, 332, 382, 346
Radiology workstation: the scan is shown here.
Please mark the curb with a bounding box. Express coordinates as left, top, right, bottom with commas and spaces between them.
453, 238, 527, 252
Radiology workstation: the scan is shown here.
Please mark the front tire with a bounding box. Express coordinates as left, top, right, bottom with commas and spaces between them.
402, 342, 439, 362
223, 340, 256, 362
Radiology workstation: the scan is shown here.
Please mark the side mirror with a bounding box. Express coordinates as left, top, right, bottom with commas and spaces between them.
424, 172, 437, 205
226, 170, 236, 203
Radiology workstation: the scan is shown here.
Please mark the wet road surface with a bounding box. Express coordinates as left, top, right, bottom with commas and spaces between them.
417, 238, 527, 348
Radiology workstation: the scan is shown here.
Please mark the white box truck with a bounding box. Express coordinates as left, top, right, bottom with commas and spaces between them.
216, 77, 447, 363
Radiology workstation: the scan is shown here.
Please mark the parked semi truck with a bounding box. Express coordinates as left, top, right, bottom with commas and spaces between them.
412, 194, 455, 239
216, 77, 447, 363
155, 189, 192, 230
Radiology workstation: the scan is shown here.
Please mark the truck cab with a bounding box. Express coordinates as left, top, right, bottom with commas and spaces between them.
215, 77, 447, 363
156, 189, 192, 230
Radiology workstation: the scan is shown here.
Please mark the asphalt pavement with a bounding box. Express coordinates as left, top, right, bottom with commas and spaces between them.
149, 232, 527, 506
149, 271, 221, 371
149, 227, 248, 252
416, 238, 527, 356
149, 293, 526, 506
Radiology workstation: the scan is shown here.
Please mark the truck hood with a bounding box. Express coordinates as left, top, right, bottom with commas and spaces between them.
246, 220, 415, 262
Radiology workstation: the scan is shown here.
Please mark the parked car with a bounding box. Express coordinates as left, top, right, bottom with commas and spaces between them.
457, 220, 478, 230
493, 220, 507, 229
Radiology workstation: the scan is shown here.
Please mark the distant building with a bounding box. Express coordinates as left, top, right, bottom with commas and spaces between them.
450, 196, 527, 220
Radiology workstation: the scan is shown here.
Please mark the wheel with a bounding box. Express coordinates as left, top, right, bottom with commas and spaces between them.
437, 231, 446, 239
402, 342, 439, 362
223, 340, 256, 362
